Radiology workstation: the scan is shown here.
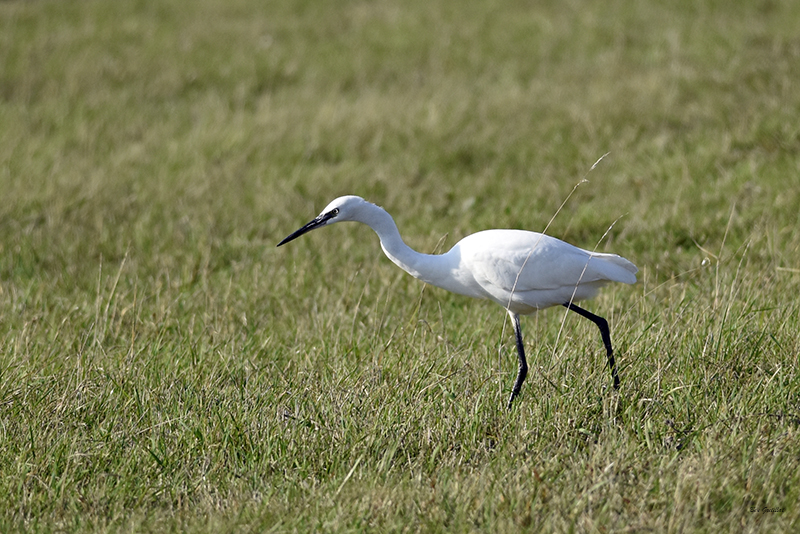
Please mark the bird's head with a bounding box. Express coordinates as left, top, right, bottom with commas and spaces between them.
277, 195, 370, 246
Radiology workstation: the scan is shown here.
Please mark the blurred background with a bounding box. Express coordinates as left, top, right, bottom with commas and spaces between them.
1, 0, 799, 531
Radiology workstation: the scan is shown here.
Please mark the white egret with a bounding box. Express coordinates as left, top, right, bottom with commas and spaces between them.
278, 195, 637, 409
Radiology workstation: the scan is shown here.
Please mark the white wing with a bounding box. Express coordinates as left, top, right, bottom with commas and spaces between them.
456, 230, 637, 312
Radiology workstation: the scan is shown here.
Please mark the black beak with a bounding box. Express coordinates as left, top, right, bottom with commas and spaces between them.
277, 210, 337, 247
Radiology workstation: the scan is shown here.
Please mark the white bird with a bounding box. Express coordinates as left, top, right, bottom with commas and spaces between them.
278, 195, 637, 409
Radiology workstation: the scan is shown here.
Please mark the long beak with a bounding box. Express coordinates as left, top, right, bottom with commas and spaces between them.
277, 211, 337, 247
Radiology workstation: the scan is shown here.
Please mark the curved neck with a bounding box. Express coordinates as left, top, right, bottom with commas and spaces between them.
352, 201, 477, 299
357, 203, 465, 285
355, 203, 426, 275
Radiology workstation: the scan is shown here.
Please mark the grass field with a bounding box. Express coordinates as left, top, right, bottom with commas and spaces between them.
2, 0, 800, 531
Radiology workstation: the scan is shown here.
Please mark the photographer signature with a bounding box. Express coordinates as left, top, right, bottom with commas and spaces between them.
749, 506, 785, 513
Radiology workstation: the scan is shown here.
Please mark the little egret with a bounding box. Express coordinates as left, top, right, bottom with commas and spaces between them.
278, 195, 637, 409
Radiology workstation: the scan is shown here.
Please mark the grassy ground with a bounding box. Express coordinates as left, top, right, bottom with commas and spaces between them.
2, 0, 800, 531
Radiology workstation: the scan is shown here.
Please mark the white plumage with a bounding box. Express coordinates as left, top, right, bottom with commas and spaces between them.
279, 195, 637, 408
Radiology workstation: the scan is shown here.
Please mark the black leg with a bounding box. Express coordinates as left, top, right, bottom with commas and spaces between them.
562, 302, 620, 389
507, 312, 528, 410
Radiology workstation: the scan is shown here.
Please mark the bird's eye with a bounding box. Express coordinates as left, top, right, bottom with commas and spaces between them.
331, 208, 339, 216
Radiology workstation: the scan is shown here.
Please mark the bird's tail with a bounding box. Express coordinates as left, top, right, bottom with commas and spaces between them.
588, 253, 638, 284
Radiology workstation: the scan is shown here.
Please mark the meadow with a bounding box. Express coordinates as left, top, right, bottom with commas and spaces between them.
1, 0, 799, 531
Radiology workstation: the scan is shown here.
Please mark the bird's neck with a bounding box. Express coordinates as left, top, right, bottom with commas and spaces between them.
357, 203, 446, 284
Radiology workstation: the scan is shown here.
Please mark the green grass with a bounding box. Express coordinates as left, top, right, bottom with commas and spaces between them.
2, 0, 800, 531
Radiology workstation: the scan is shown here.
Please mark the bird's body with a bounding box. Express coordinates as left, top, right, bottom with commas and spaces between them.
400, 228, 636, 314
278, 195, 637, 408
